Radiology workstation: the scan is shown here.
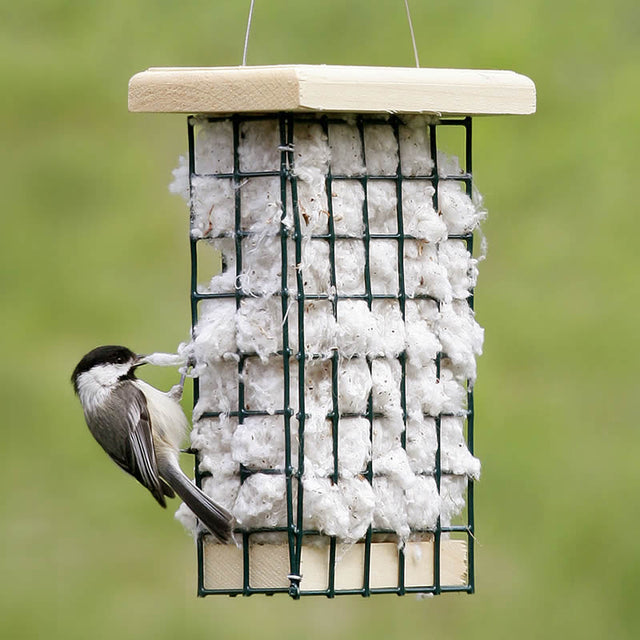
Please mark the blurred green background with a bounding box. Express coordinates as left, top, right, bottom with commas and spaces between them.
1, 0, 638, 638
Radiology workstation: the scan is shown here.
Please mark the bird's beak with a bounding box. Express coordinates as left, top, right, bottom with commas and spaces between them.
133, 354, 148, 368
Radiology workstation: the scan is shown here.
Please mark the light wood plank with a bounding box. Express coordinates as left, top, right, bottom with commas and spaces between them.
202, 538, 468, 593
128, 65, 535, 116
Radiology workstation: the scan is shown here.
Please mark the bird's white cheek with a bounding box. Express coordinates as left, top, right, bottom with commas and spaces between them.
75, 371, 111, 413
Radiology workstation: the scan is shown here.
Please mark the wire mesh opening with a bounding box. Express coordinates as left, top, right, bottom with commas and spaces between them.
184, 113, 480, 598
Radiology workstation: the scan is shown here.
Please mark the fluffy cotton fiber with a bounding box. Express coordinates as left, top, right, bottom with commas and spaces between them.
169, 115, 484, 545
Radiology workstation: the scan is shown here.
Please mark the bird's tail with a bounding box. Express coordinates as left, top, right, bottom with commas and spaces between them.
159, 459, 234, 543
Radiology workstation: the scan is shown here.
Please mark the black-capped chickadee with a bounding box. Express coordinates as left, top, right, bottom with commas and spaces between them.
71, 345, 233, 542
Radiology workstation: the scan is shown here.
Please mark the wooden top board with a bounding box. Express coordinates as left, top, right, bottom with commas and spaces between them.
128, 65, 536, 116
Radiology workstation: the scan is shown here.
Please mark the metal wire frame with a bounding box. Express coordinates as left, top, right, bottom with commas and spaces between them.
186, 112, 476, 598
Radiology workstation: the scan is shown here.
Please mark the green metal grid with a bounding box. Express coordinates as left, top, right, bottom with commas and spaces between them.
187, 113, 476, 598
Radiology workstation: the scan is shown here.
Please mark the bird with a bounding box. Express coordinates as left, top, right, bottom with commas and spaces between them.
71, 344, 233, 542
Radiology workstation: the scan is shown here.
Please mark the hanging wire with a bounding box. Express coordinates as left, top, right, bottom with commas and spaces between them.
242, 0, 256, 66
404, 0, 421, 68
243, 1, 419, 69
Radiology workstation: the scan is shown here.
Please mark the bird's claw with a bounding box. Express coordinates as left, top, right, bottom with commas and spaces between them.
168, 371, 187, 401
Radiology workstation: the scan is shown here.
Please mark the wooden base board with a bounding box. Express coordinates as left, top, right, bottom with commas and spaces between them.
202, 539, 468, 593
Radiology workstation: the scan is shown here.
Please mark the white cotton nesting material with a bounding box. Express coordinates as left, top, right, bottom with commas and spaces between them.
296, 301, 337, 357
303, 476, 375, 542
337, 358, 372, 414
364, 124, 398, 175
406, 476, 440, 530
201, 474, 241, 513
439, 240, 478, 300
441, 416, 481, 480
405, 416, 437, 473
438, 300, 484, 383
399, 117, 434, 176
236, 297, 283, 361
302, 417, 370, 479
332, 181, 365, 236
194, 360, 238, 418
195, 118, 234, 174
190, 177, 235, 239
239, 120, 281, 172
140, 351, 186, 368
371, 358, 402, 415
335, 240, 366, 295
190, 417, 235, 465
336, 300, 378, 358
404, 240, 453, 302
367, 181, 397, 234
238, 234, 283, 297
242, 358, 297, 415
371, 300, 406, 357
439, 475, 469, 527
369, 241, 398, 296
239, 176, 282, 233
299, 240, 332, 294
234, 474, 289, 529
232, 416, 290, 470
402, 181, 448, 242
373, 477, 411, 539
337, 418, 371, 476
404, 299, 441, 366
171, 115, 485, 544
192, 416, 239, 478
192, 299, 237, 362
404, 362, 449, 418
328, 122, 365, 176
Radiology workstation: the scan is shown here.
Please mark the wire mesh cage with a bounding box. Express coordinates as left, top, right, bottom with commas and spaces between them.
128, 65, 536, 599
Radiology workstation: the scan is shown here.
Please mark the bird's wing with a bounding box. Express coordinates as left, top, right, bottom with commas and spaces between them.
102, 384, 168, 508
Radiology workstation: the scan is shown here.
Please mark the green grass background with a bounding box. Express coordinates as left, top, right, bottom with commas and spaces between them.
1, 0, 638, 637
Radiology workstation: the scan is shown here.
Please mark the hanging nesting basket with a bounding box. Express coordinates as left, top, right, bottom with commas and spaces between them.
128, 65, 535, 598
